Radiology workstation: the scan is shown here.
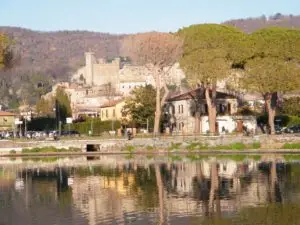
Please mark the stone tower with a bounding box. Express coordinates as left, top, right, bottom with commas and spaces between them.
85, 51, 96, 86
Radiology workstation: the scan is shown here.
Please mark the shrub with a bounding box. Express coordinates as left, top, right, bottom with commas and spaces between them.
146, 145, 154, 151
186, 142, 199, 151
123, 145, 135, 152
22, 147, 81, 153
251, 142, 261, 149
168, 142, 182, 151
214, 142, 246, 150
287, 116, 300, 127
282, 143, 300, 149
9, 150, 16, 154
27, 117, 56, 131
63, 119, 121, 135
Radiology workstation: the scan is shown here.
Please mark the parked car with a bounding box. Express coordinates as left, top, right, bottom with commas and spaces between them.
284, 125, 300, 134
61, 130, 80, 137
275, 125, 283, 134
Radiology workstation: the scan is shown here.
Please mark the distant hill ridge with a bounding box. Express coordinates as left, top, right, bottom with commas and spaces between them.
224, 13, 300, 33
1, 13, 300, 80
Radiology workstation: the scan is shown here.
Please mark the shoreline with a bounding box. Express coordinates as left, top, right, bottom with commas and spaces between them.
3, 149, 300, 157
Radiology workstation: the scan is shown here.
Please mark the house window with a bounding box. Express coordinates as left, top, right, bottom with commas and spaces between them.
178, 105, 180, 114
106, 109, 108, 118
228, 103, 231, 114
102, 111, 104, 118
181, 105, 184, 114
172, 106, 175, 115
204, 104, 208, 114
113, 109, 115, 117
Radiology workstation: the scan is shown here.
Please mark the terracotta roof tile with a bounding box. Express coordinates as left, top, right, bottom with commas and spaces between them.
0, 111, 16, 116
168, 88, 236, 102
101, 99, 124, 108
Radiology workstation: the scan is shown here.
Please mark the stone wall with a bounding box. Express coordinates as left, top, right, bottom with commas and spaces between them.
71, 53, 186, 90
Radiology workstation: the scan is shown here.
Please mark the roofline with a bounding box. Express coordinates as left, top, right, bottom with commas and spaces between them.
167, 88, 236, 102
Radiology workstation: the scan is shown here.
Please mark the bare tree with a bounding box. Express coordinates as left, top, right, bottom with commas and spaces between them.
121, 32, 183, 134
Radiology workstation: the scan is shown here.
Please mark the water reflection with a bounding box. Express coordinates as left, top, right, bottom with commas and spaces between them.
0, 155, 298, 224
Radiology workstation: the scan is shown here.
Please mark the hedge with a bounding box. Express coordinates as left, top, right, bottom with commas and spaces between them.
257, 114, 300, 127
63, 118, 121, 135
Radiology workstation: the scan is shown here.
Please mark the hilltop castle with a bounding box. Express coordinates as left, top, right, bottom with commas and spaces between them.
71, 52, 185, 92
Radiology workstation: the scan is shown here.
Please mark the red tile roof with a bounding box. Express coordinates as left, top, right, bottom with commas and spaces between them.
101, 99, 124, 108
0, 111, 16, 116
167, 88, 236, 102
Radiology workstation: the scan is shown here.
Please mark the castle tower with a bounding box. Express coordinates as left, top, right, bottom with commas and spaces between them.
85, 51, 96, 86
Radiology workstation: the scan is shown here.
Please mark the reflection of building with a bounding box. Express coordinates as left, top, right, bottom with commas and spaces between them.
0, 157, 293, 224
167, 160, 269, 212
71, 174, 136, 225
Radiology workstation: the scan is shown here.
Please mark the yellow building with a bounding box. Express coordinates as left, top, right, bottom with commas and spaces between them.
0, 112, 16, 131
100, 99, 125, 121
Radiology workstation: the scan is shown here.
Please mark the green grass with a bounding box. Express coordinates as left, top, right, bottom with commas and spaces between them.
123, 145, 135, 152
185, 142, 209, 151
168, 142, 182, 151
146, 145, 155, 151
251, 142, 261, 149
22, 147, 81, 153
282, 143, 300, 149
214, 142, 247, 150
186, 142, 199, 151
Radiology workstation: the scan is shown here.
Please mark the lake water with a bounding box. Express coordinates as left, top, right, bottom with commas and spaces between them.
0, 154, 300, 225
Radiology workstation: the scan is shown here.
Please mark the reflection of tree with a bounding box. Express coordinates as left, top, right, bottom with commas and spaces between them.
209, 160, 220, 215
269, 160, 282, 203
155, 165, 164, 225
131, 166, 158, 210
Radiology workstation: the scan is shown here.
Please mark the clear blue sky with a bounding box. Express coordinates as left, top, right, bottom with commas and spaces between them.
0, 0, 299, 34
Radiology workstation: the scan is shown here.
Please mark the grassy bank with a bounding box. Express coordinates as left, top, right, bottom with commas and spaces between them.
21, 147, 81, 153
120, 141, 300, 153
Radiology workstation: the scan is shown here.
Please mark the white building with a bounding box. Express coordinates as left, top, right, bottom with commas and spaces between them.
166, 88, 257, 134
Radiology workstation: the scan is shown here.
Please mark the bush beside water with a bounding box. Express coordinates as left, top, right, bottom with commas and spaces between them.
282, 143, 300, 149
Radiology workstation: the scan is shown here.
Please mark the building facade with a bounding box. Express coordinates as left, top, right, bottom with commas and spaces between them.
0, 111, 16, 131
166, 88, 257, 134
100, 99, 126, 122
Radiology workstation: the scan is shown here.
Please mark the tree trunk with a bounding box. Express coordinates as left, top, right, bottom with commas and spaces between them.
155, 165, 164, 225
194, 112, 201, 133
153, 78, 161, 135
153, 68, 170, 135
205, 87, 217, 135
265, 92, 277, 135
